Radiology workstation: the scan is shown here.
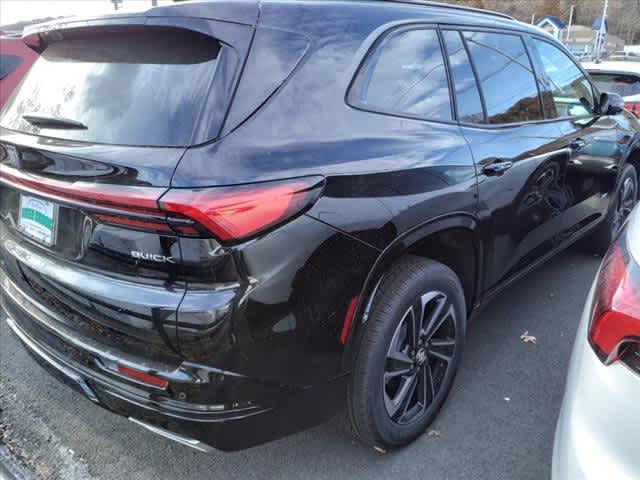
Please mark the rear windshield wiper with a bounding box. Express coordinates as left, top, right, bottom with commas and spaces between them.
22, 113, 87, 130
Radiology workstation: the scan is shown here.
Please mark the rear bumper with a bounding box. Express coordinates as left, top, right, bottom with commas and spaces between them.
552, 284, 640, 479
0, 207, 374, 451
1, 267, 345, 452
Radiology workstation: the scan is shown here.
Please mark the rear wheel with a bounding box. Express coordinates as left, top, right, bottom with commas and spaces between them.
347, 256, 466, 449
579, 164, 638, 255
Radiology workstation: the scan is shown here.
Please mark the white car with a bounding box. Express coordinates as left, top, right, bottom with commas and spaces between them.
610, 51, 640, 61
552, 203, 640, 479
584, 61, 640, 117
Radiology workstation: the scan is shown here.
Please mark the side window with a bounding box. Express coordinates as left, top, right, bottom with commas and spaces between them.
442, 30, 484, 123
463, 31, 543, 124
0, 55, 23, 80
528, 38, 595, 118
349, 28, 452, 121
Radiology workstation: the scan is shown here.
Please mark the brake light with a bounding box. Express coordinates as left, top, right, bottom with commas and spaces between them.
159, 177, 323, 242
624, 101, 640, 118
589, 241, 640, 364
1, 164, 323, 242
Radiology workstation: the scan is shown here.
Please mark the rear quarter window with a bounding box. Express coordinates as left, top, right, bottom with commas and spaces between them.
348, 28, 452, 122
0, 27, 232, 147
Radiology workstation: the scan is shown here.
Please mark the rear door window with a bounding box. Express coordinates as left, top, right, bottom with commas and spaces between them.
442, 30, 484, 123
463, 31, 543, 124
349, 28, 452, 121
0, 54, 23, 80
589, 73, 640, 98
0, 27, 229, 147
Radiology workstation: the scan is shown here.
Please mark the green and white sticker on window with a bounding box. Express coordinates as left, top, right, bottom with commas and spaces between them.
18, 194, 58, 246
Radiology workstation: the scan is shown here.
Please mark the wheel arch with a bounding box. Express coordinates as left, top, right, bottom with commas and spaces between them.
342, 212, 483, 369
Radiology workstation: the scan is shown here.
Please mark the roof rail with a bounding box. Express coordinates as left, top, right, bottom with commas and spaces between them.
381, 0, 515, 21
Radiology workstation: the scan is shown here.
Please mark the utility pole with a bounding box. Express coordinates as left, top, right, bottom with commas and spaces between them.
566, 4, 575, 44
531, 13, 535, 25
594, 0, 609, 62
111, 0, 123, 10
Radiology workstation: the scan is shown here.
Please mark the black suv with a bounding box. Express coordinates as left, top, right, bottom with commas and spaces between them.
1, 0, 639, 452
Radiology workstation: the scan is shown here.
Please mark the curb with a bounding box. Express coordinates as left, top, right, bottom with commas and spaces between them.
0, 445, 36, 480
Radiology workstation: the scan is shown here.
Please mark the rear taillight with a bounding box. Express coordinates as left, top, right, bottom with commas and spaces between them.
589, 238, 640, 365
624, 101, 640, 118
158, 177, 323, 242
0, 165, 323, 243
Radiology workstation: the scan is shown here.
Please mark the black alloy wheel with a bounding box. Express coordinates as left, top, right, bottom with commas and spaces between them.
348, 256, 466, 449
383, 291, 457, 425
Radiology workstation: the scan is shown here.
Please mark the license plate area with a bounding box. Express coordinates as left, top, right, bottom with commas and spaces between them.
18, 194, 58, 247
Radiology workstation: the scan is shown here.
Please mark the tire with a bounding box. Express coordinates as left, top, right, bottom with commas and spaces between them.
347, 256, 466, 450
579, 164, 638, 256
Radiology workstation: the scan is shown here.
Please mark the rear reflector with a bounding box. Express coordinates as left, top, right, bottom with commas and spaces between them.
159, 177, 323, 242
116, 364, 168, 389
340, 296, 359, 344
589, 240, 640, 364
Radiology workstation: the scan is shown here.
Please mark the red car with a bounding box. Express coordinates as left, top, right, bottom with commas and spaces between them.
0, 33, 38, 109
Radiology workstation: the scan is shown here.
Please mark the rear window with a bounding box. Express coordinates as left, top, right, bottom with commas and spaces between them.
0, 27, 224, 147
590, 73, 640, 98
0, 54, 23, 80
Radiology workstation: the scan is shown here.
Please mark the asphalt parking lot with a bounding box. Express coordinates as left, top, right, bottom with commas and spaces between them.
0, 249, 601, 480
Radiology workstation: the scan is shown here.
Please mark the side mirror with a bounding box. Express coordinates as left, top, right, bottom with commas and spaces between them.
600, 92, 625, 115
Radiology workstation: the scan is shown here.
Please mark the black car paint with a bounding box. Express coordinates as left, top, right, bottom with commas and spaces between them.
1, 0, 640, 451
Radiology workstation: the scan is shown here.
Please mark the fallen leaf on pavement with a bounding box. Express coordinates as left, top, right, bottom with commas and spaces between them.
427, 429, 441, 437
520, 330, 537, 344
373, 446, 387, 454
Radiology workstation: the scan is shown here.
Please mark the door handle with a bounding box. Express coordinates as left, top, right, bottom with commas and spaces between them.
482, 160, 513, 176
570, 138, 586, 150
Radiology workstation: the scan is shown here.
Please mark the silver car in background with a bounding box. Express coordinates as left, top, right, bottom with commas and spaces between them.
553, 204, 640, 479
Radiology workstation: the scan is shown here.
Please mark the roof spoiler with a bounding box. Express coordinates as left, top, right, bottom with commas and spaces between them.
22, 0, 260, 52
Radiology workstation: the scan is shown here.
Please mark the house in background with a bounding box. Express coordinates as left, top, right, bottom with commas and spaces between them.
536, 15, 625, 60
537, 15, 566, 40
565, 25, 624, 59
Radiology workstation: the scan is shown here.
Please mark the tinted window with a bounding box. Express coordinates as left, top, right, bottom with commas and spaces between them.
590, 73, 640, 97
0, 54, 22, 80
0, 27, 224, 147
350, 28, 452, 121
463, 31, 542, 124
442, 30, 484, 123
529, 39, 594, 118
